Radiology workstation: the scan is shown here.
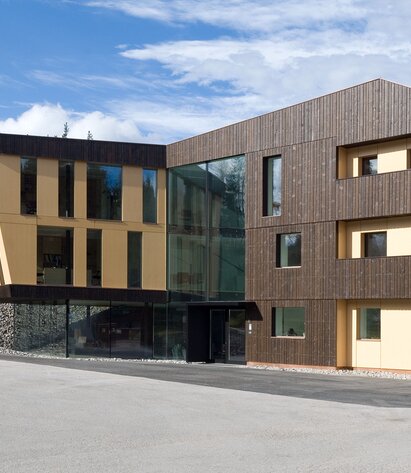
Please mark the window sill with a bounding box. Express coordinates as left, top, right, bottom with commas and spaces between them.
272, 336, 305, 339
276, 266, 301, 269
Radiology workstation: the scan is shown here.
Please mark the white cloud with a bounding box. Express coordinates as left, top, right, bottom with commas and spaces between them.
0, 103, 158, 143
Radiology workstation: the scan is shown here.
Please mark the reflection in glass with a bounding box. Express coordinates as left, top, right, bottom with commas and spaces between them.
362, 156, 378, 175
128, 232, 142, 288
229, 309, 245, 361
37, 227, 73, 285
364, 232, 386, 257
110, 304, 153, 358
153, 304, 167, 358
167, 303, 187, 359
21, 157, 37, 215
87, 164, 122, 220
265, 156, 282, 216
277, 233, 301, 267
359, 308, 380, 339
273, 307, 305, 337
68, 304, 110, 357
59, 160, 74, 217
168, 155, 245, 301
87, 230, 101, 286
143, 169, 157, 223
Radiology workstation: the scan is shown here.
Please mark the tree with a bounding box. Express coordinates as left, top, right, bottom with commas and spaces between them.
87, 131, 93, 140
62, 122, 69, 138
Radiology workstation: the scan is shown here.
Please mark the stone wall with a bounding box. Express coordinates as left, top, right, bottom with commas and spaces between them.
0, 303, 15, 349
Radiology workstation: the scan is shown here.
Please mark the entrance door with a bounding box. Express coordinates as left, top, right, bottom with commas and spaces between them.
210, 309, 226, 362
209, 308, 245, 363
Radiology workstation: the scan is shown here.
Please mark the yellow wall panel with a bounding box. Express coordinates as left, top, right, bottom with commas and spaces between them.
0, 222, 36, 284
73, 227, 87, 287
0, 154, 20, 214
336, 300, 348, 367
102, 230, 127, 288
380, 306, 411, 370
122, 166, 142, 222
356, 340, 381, 369
37, 158, 58, 217
142, 232, 166, 290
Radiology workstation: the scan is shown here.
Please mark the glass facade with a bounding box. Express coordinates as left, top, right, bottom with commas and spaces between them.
59, 160, 74, 218
168, 155, 245, 301
143, 169, 157, 223
87, 230, 101, 286
87, 164, 122, 220
128, 232, 142, 288
37, 227, 73, 285
21, 157, 37, 215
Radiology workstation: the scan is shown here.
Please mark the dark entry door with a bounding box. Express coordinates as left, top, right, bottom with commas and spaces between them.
210, 309, 245, 363
210, 309, 226, 362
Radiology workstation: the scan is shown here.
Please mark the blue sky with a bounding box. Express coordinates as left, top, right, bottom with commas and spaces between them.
1, 0, 411, 143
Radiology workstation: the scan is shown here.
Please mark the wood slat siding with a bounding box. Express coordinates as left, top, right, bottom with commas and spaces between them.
168, 79, 411, 366
0, 133, 166, 168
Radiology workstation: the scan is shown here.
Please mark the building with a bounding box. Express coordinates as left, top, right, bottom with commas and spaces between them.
1, 78, 411, 371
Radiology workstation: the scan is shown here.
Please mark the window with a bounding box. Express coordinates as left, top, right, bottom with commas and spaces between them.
37, 227, 73, 285
59, 160, 74, 218
128, 232, 142, 288
363, 232, 386, 257
87, 164, 122, 220
272, 307, 305, 337
264, 155, 282, 216
277, 233, 301, 267
361, 155, 378, 175
87, 229, 101, 286
143, 169, 157, 223
359, 308, 380, 339
21, 157, 37, 215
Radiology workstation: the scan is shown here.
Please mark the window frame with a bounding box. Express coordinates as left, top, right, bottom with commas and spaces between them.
358, 308, 381, 340
271, 307, 305, 338
263, 155, 282, 217
363, 231, 387, 258
276, 232, 302, 268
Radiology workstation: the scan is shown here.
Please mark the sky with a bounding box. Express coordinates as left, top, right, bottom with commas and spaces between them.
1, 0, 411, 144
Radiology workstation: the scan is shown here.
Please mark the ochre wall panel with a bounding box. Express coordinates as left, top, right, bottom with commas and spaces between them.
37, 158, 58, 217
102, 229, 127, 288
0, 154, 20, 215
73, 227, 87, 287
142, 232, 166, 290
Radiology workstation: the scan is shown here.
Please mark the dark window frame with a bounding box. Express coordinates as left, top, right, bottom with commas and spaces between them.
263, 155, 282, 217
363, 231, 387, 258
276, 232, 302, 268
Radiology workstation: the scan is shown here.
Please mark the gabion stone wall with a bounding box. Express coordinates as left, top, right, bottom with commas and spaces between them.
0, 303, 15, 349
0, 303, 66, 356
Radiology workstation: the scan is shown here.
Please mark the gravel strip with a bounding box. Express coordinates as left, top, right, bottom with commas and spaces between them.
1, 347, 410, 380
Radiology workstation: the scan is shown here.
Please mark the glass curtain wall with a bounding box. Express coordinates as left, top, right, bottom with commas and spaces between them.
168, 155, 245, 301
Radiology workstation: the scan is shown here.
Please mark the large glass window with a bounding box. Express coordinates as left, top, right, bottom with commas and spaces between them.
87, 164, 121, 220
21, 157, 37, 215
277, 233, 301, 267
128, 232, 142, 288
359, 308, 380, 339
167, 155, 245, 301
143, 169, 157, 223
59, 160, 74, 218
264, 155, 282, 216
364, 232, 386, 257
272, 307, 305, 337
87, 230, 101, 286
37, 227, 73, 285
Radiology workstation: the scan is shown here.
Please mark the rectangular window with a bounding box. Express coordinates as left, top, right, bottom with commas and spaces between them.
277, 233, 301, 267
128, 232, 142, 288
359, 308, 380, 339
37, 227, 73, 285
264, 156, 282, 216
363, 232, 386, 257
272, 307, 305, 337
87, 229, 101, 286
87, 164, 122, 220
143, 169, 157, 223
59, 160, 74, 218
21, 157, 37, 215
361, 155, 378, 175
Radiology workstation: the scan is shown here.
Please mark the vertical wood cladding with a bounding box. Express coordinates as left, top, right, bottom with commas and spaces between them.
167, 79, 411, 366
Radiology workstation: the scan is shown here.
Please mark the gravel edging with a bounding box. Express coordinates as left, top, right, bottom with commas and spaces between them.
1, 347, 410, 380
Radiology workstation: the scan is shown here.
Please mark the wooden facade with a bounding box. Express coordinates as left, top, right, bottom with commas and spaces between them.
167, 79, 411, 367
